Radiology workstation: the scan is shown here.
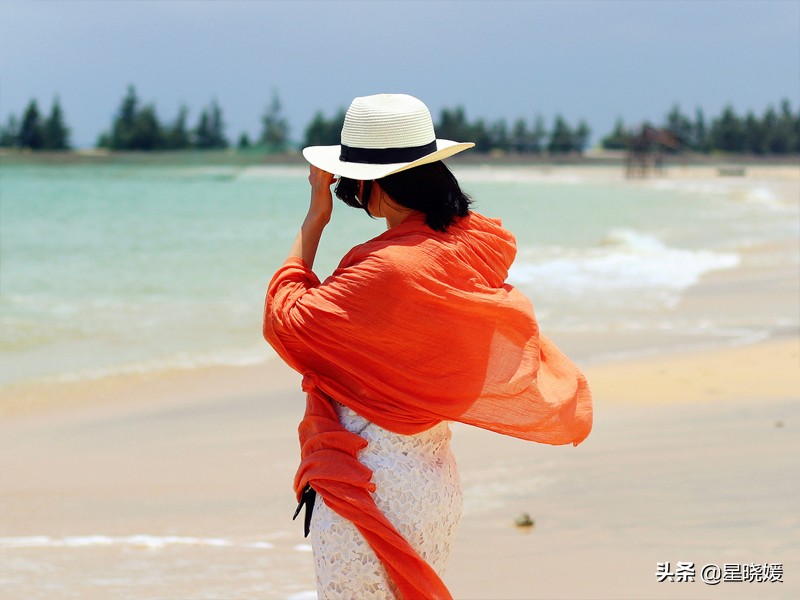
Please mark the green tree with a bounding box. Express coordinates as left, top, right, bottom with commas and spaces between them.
764, 100, 796, 154
436, 107, 510, 152
793, 101, 800, 153
469, 117, 492, 152
96, 132, 111, 148
573, 119, 591, 154
98, 85, 164, 150
131, 105, 163, 150
488, 119, 510, 152
304, 111, 328, 146
436, 106, 472, 144
260, 91, 290, 152
42, 96, 70, 150
601, 117, 629, 150
165, 105, 191, 150
194, 100, 228, 149
530, 115, 546, 153
710, 105, 745, 152
18, 100, 44, 149
511, 118, 528, 153
109, 85, 140, 149
743, 111, 766, 154
238, 132, 251, 149
511, 116, 547, 153
303, 109, 345, 146
194, 111, 211, 148
664, 104, 692, 149
0, 114, 19, 147
692, 108, 709, 152
547, 114, 573, 153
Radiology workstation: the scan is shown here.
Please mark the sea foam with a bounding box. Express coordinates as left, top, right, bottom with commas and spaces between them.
0, 535, 276, 550
509, 229, 740, 309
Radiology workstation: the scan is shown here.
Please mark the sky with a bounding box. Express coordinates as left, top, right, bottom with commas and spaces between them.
1, 0, 798, 148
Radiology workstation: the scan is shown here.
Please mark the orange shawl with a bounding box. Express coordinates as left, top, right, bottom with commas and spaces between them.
263, 211, 592, 599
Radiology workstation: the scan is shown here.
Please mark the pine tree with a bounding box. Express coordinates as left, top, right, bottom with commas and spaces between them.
574, 120, 591, 154
260, 91, 289, 152
0, 114, 19, 147
110, 85, 140, 149
743, 111, 766, 154
18, 100, 44, 149
601, 117, 629, 150
511, 118, 528, 153
436, 107, 472, 143
780, 99, 799, 153
793, 101, 800, 153
664, 104, 692, 148
210, 100, 227, 148
692, 108, 709, 152
194, 100, 228, 149
303, 109, 345, 146
530, 115, 546, 154
165, 105, 190, 150
131, 105, 163, 150
547, 114, 573, 154
488, 119, 509, 152
765, 99, 796, 154
710, 105, 745, 152
469, 118, 492, 152
43, 96, 70, 150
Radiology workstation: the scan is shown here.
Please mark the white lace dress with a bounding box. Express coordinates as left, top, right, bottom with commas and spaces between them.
309, 401, 463, 599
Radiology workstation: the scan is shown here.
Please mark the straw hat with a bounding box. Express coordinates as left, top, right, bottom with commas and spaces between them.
302, 94, 475, 180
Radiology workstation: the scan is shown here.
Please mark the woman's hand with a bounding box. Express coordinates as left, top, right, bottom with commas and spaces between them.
287, 165, 337, 269
305, 165, 337, 227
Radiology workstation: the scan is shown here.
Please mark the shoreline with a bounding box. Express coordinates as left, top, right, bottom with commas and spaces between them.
2, 332, 797, 422
2, 225, 797, 420
3, 146, 800, 169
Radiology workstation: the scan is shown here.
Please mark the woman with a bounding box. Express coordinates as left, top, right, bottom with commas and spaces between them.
263, 94, 592, 599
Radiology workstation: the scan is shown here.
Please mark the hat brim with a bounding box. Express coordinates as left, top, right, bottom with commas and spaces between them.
302, 139, 475, 180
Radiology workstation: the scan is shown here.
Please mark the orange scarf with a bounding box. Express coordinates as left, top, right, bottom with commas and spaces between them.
264, 211, 592, 599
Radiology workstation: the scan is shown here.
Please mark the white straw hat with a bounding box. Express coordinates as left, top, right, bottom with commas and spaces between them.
302, 94, 475, 180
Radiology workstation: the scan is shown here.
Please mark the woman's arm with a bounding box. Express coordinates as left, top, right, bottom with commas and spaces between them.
288, 165, 337, 270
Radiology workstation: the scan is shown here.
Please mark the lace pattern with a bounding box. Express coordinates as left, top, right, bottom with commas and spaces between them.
310, 401, 462, 599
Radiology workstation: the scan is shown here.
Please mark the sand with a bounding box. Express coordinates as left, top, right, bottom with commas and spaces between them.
1, 163, 798, 599
2, 341, 797, 599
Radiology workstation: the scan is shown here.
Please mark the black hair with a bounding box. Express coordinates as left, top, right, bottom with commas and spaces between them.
334, 177, 373, 211
334, 161, 471, 232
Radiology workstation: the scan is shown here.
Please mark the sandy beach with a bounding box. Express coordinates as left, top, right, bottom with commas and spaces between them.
2, 338, 797, 599
1, 163, 798, 599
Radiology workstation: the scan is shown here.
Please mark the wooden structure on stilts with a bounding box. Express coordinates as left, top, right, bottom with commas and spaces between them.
625, 126, 680, 178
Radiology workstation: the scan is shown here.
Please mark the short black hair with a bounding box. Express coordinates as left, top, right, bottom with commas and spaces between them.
334, 161, 471, 232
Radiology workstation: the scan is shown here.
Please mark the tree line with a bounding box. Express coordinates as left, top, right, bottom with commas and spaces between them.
91, 86, 290, 152
303, 106, 592, 154
304, 106, 591, 154
0, 86, 290, 153
2, 86, 798, 156
602, 100, 800, 154
0, 97, 70, 150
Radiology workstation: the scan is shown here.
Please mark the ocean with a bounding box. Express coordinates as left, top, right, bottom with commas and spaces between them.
1, 161, 798, 389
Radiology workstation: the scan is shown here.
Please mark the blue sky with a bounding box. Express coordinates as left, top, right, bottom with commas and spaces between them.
1, 0, 798, 148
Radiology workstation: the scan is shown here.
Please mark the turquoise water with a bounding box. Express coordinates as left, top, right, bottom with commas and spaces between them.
1, 162, 797, 386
